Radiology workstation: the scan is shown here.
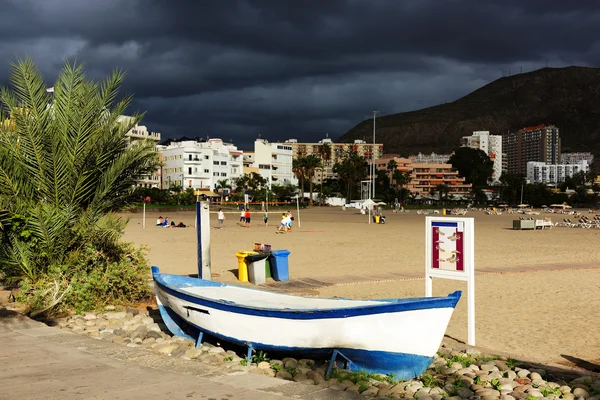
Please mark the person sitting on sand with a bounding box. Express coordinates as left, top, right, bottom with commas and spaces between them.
176, 221, 186, 227
156, 216, 164, 226
162, 217, 169, 227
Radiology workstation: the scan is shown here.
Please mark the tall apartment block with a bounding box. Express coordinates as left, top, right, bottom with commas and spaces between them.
284, 137, 383, 183
460, 131, 503, 182
502, 125, 561, 175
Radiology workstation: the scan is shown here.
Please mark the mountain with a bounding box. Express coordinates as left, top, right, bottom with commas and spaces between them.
339, 67, 600, 158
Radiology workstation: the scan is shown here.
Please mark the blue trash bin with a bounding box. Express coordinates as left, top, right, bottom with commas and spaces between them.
270, 250, 290, 281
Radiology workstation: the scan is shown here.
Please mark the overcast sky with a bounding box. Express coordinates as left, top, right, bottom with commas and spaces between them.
1, 0, 599, 149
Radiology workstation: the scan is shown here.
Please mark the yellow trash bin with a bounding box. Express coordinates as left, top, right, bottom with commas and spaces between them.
442, 209, 447, 215
235, 251, 258, 282
375, 215, 381, 224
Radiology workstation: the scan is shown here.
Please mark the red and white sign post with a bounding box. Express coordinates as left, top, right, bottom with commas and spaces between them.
425, 216, 475, 346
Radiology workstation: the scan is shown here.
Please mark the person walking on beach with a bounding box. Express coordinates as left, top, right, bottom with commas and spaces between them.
263, 208, 269, 226
244, 208, 251, 228
217, 208, 225, 228
239, 209, 245, 226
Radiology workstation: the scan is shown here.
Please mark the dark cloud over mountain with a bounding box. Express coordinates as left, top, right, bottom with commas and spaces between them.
1, 0, 599, 149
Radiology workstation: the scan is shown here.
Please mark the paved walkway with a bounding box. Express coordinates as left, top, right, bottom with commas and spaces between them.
0, 313, 361, 400
261, 262, 600, 292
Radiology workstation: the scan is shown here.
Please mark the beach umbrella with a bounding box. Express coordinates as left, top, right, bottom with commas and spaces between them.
517, 204, 529, 207
564, 204, 572, 209
498, 204, 508, 207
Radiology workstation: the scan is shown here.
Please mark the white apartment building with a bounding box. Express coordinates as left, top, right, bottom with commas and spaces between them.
252, 139, 297, 188
408, 152, 453, 164
158, 139, 243, 191
526, 160, 589, 185
461, 131, 503, 182
561, 152, 594, 165
118, 115, 162, 188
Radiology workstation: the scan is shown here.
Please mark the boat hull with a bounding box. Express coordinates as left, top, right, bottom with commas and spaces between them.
152, 268, 460, 379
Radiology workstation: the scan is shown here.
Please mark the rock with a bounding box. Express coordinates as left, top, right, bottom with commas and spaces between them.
262, 368, 276, 377
71, 325, 85, 333
208, 346, 225, 354
83, 313, 97, 320
107, 320, 124, 328
74, 318, 86, 326
104, 311, 127, 319
298, 359, 314, 368
415, 389, 432, 398
126, 307, 139, 316
104, 305, 116, 311
111, 336, 126, 344
573, 388, 590, 399
505, 370, 517, 380
482, 364, 500, 372
526, 389, 543, 398
146, 323, 162, 333
306, 370, 324, 385
561, 393, 575, 400
153, 343, 178, 355
361, 386, 379, 397
145, 330, 162, 340
169, 346, 188, 358
529, 372, 543, 381
476, 388, 501, 397
509, 391, 529, 399
257, 361, 271, 369
141, 316, 155, 325
293, 375, 312, 384
560, 386, 573, 394
284, 359, 298, 369
517, 369, 531, 378
328, 383, 345, 391
458, 388, 475, 398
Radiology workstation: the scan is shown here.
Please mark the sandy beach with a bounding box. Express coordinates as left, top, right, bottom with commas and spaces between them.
123, 207, 600, 366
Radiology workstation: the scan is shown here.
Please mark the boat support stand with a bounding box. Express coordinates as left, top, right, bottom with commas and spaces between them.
195, 331, 204, 349
325, 350, 354, 378
246, 343, 255, 364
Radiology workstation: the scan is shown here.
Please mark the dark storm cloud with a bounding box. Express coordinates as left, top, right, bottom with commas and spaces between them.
1, 0, 599, 148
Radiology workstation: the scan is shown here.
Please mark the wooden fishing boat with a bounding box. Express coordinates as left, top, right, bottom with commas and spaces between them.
152, 266, 461, 378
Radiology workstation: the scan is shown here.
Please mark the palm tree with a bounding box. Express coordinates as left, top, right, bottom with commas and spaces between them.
214, 179, 231, 202
333, 150, 368, 203
387, 159, 398, 181
292, 157, 307, 201
319, 143, 332, 166
0, 59, 159, 312
303, 154, 323, 206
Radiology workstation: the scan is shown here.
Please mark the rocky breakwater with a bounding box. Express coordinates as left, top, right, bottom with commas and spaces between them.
56, 308, 600, 399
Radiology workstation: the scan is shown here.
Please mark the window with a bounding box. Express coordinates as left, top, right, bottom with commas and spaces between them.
188, 167, 192, 174
204, 155, 209, 160
220, 161, 226, 165
213, 161, 219, 165
221, 173, 226, 177
194, 167, 198, 172
189, 154, 192, 161
204, 169, 209, 173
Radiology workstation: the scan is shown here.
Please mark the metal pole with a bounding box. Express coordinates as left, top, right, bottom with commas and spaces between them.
142, 202, 146, 229
296, 195, 301, 228
196, 200, 212, 280
372, 111, 379, 200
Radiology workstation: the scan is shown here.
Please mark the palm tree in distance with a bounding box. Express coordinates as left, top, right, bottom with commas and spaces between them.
292, 157, 307, 202
303, 154, 323, 206
214, 179, 231, 202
